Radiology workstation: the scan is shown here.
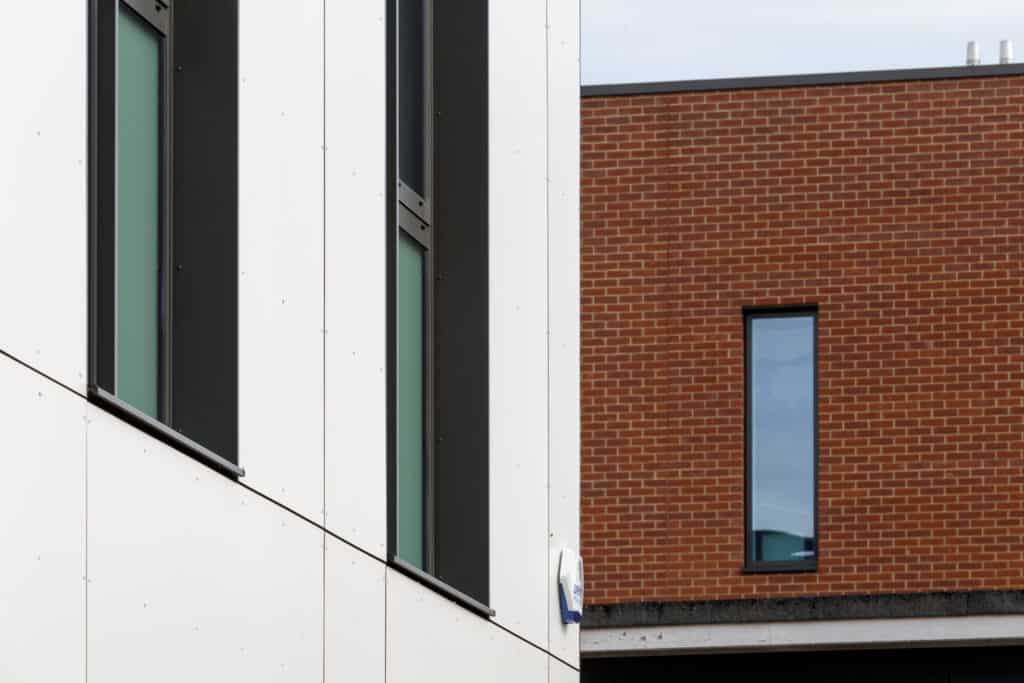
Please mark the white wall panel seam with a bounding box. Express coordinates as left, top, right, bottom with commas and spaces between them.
324, 534, 385, 682
0, 0, 88, 394
4, 337, 350, 565
544, 0, 581, 665
321, 532, 327, 683
544, 0, 552, 658
550, 655, 582, 682
0, 356, 363, 575
87, 408, 323, 681
3, 386, 575, 678
488, 0, 551, 648
322, 3, 328, 681
237, 0, 326, 526
0, 348, 87, 401
386, 569, 575, 681
85, 390, 90, 683
322, 0, 387, 559
4, 295, 385, 627
490, 616, 579, 671
0, 353, 87, 681
238, 480, 384, 565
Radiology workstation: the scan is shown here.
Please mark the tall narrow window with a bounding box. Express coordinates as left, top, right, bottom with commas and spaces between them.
115, 2, 167, 420
391, 0, 490, 612
396, 0, 433, 572
397, 228, 427, 569
90, 0, 239, 476
745, 309, 818, 571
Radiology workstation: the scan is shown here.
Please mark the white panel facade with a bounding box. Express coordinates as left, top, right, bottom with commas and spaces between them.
546, 0, 583, 666
550, 657, 581, 683
488, 0, 552, 651
87, 407, 323, 682
325, 535, 386, 682
386, 569, 549, 683
1, 1, 579, 680
238, 0, 326, 523
324, 0, 388, 558
0, 2, 87, 392
0, 357, 86, 683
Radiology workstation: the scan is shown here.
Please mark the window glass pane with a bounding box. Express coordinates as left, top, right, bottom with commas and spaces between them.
398, 0, 425, 197
116, 6, 162, 418
750, 315, 815, 563
397, 233, 425, 568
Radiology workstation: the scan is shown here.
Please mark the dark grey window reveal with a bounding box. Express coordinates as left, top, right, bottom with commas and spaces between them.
389, 0, 491, 615
745, 308, 818, 572
89, 0, 240, 477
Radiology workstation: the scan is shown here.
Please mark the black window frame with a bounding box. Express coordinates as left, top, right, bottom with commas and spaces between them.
743, 306, 819, 574
88, 0, 242, 479
395, 0, 436, 577
387, 0, 493, 617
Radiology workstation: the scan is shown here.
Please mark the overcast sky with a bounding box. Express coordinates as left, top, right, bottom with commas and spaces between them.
583, 1, 1024, 85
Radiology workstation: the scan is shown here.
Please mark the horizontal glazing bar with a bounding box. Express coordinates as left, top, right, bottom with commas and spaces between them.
398, 203, 431, 250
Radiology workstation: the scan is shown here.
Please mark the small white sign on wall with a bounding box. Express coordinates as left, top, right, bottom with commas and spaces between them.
558, 548, 584, 625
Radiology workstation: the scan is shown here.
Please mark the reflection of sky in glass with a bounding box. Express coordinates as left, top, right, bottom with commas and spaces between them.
751, 316, 815, 542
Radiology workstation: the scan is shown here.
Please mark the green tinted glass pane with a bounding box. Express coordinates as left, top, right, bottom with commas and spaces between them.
116, 6, 161, 418
397, 233, 425, 568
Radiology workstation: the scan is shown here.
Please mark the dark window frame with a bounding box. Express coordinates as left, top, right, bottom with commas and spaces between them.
386, 0, 493, 618
395, 0, 435, 572
743, 306, 819, 574
88, 0, 242, 479
96, 0, 173, 424
393, 0, 436, 584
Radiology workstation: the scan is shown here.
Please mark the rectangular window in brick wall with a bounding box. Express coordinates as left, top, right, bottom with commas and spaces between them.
745, 309, 818, 572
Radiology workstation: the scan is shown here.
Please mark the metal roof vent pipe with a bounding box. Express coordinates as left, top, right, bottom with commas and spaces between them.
967, 41, 981, 66
1000, 39, 1014, 64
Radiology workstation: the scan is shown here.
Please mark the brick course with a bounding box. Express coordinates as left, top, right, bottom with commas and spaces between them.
581, 75, 1024, 604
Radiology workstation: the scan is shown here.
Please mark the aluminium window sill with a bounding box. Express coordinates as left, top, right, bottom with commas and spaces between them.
88, 386, 244, 479
390, 556, 496, 618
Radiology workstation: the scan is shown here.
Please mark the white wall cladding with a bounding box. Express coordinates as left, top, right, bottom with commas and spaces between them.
0, 356, 86, 683
0, 2, 87, 392
324, 0, 388, 558
238, 0, 326, 524
0, 2, 578, 681
488, 0, 552, 652
551, 656, 581, 683
325, 534, 386, 682
546, 0, 582, 666
386, 569, 549, 683
87, 407, 323, 682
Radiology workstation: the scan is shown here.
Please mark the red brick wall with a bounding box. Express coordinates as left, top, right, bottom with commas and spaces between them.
581, 75, 1024, 604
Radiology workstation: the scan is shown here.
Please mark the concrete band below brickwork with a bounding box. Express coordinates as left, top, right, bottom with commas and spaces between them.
583, 591, 1024, 629
582, 614, 1024, 657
